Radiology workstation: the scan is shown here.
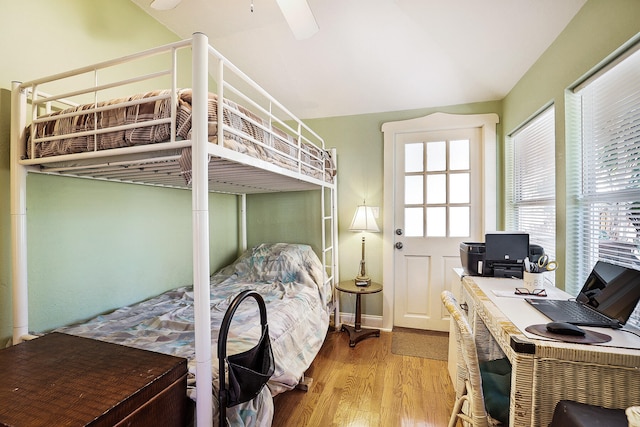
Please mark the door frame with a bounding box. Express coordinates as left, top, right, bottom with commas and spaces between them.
381, 112, 499, 331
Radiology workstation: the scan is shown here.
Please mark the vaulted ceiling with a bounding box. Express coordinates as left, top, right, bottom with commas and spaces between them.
131, 0, 586, 119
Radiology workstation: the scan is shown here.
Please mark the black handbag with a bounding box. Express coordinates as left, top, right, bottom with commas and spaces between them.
218, 290, 275, 426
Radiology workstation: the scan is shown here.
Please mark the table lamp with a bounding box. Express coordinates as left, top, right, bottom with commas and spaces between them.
349, 203, 380, 286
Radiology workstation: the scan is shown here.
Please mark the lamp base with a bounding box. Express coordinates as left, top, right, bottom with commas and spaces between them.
354, 276, 371, 287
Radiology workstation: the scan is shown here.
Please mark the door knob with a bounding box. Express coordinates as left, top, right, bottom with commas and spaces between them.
395, 242, 403, 250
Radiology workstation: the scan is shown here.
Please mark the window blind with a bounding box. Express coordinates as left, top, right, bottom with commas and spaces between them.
568, 41, 640, 325
578, 46, 640, 270
506, 105, 556, 283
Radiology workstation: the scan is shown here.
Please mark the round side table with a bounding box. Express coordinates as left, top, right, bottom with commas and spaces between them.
336, 280, 383, 347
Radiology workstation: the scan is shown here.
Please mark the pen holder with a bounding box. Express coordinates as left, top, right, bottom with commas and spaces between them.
523, 271, 545, 291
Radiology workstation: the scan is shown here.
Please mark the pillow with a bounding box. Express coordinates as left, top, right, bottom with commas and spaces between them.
246, 243, 305, 283
214, 243, 321, 285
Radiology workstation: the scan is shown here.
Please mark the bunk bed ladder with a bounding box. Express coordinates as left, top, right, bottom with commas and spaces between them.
295, 149, 338, 393
323, 148, 339, 329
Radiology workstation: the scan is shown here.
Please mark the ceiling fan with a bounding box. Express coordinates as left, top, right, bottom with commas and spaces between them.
149, 0, 319, 40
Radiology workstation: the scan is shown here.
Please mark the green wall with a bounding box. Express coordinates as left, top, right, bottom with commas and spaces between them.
247, 191, 323, 253
0, 0, 239, 344
501, 0, 640, 289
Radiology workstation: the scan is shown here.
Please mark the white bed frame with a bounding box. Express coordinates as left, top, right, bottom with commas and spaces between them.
10, 33, 338, 427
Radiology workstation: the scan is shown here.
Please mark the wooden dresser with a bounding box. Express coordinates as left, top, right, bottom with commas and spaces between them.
0, 332, 188, 427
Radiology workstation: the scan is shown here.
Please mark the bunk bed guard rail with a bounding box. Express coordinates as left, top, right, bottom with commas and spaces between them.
218, 290, 274, 426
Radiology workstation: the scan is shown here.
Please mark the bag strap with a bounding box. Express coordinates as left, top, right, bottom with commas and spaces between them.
218, 290, 269, 425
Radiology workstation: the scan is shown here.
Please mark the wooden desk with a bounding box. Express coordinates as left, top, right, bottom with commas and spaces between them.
454, 275, 640, 427
0, 333, 188, 427
336, 280, 382, 347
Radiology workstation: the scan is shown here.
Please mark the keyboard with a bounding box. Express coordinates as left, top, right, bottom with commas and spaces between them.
527, 298, 620, 327
552, 300, 613, 323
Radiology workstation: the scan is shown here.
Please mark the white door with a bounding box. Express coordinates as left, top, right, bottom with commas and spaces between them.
393, 128, 483, 331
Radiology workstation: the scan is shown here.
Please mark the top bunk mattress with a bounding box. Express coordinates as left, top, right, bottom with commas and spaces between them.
24, 89, 335, 186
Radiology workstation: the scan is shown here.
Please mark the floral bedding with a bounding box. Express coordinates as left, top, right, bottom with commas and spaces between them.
54, 243, 331, 426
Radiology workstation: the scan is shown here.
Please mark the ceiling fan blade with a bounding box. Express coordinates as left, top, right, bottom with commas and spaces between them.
150, 0, 182, 10
276, 0, 319, 40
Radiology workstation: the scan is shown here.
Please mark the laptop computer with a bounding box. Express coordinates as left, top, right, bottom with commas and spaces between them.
526, 260, 640, 329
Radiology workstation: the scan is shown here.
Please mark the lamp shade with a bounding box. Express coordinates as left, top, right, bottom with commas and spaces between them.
349, 205, 380, 233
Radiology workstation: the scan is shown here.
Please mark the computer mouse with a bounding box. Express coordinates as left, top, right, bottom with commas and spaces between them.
546, 321, 586, 336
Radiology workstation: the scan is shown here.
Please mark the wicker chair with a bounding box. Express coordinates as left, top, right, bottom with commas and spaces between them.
441, 290, 501, 427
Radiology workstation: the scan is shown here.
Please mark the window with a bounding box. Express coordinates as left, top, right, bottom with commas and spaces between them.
404, 138, 471, 238
566, 39, 640, 327
506, 106, 556, 283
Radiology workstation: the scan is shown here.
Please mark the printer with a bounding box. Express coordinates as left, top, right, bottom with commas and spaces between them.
460, 233, 544, 279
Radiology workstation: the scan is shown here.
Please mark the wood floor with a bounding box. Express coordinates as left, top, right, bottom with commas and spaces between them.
272, 328, 456, 427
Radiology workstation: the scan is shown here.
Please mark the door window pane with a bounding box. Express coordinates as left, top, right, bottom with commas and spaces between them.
405, 175, 423, 204
426, 207, 446, 236
449, 173, 469, 203
426, 174, 446, 204
402, 136, 474, 239
449, 139, 469, 170
426, 141, 446, 171
405, 143, 424, 173
405, 207, 424, 237
449, 207, 470, 237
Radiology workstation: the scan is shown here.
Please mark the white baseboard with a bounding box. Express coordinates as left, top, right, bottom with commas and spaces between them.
337, 312, 388, 331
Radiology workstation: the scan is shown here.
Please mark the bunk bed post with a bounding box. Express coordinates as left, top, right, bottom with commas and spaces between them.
330, 148, 340, 329
10, 81, 29, 345
191, 32, 214, 427
239, 194, 247, 254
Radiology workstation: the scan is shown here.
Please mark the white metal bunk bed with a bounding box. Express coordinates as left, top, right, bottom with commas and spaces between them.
10, 33, 338, 426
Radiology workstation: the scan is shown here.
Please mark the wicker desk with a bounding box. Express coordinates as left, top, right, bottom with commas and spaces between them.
458, 275, 640, 427
0, 332, 188, 427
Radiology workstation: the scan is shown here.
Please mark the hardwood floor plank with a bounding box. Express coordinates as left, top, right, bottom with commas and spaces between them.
272, 329, 456, 426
